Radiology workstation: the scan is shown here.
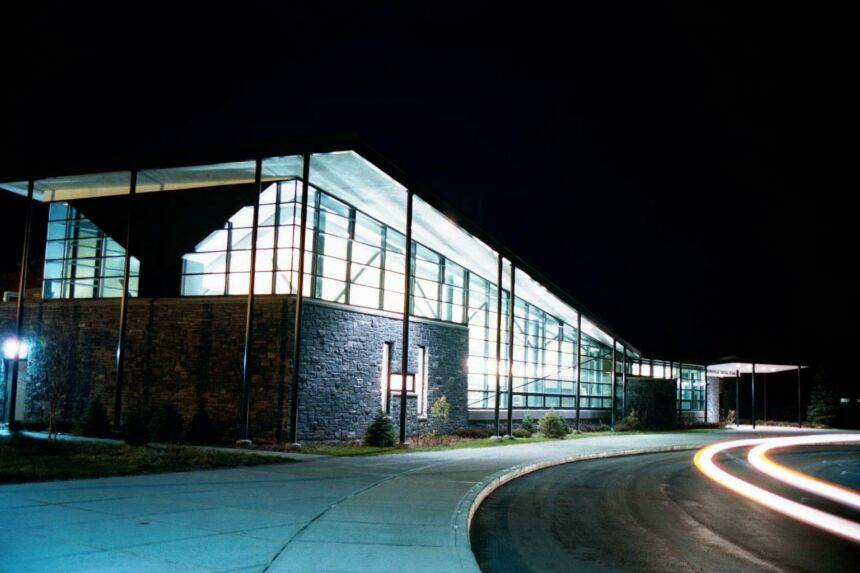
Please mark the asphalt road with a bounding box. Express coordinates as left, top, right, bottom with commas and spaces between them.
471, 447, 860, 572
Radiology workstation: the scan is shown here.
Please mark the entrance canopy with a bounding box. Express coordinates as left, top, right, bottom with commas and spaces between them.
707, 362, 805, 378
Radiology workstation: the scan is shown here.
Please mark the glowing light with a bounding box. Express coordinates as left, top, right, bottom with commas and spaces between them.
2, 338, 29, 360
747, 434, 860, 510
694, 438, 860, 544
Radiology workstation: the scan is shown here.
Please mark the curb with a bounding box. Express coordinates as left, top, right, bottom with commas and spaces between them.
450, 444, 704, 573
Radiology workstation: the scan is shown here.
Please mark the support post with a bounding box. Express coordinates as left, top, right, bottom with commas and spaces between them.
763, 373, 767, 425
288, 154, 311, 444
735, 369, 740, 428
677, 362, 683, 424
240, 160, 262, 441
751, 363, 756, 429
113, 172, 137, 429
399, 191, 414, 444
621, 349, 627, 417
575, 312, 582, 433
505, 265, 516, 436
797, 365, 802, 428
704, 366, 708, 423
610, 339, 616, 428
493, 255, 503, 436
7, 180, 35, 427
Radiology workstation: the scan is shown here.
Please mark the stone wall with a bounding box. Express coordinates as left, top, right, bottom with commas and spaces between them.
296, 300, 468, 441
0, 297, 291, 440
0, 296, 468, 442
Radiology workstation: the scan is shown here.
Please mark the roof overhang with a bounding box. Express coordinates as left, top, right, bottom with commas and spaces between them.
707, 362, 806, 378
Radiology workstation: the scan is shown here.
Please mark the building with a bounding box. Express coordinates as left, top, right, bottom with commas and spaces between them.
0, 141, 716, 442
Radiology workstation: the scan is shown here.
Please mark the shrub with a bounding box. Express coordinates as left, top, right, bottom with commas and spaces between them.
538, 409, 569, 438
365, 411, 396, 447
725, 409, 736, 425
455, 427, 493, 439
430, 396, 450, 423
149, 403, 184, 444
187, 408, 217, 444
581, 422, 611, 432
615, 409, 641, 432
520, 415, 536, 433
124, 411, 149, 446
512, 427, 532, 438
79, 396, 111, 437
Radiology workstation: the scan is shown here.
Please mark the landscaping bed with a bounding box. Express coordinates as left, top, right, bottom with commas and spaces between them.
0, 435, 290, 484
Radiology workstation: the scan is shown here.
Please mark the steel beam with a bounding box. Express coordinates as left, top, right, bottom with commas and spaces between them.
288, 154, 311, 443
493, 255, 503, 435
7, 180, 35, 427
113, 172, 137, 429
399, 191, 414, 444
239, 160, 262, 441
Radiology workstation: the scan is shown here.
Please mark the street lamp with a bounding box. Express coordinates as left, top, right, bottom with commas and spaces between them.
3, 336, 30, 425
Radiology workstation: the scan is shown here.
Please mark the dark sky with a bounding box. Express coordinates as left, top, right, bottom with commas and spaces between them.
0, 3, 851, 368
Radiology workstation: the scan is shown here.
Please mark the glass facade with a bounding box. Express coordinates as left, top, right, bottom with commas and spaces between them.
8, 149, 713, 417
181, 179, 314, 296
680, 365, 706, 411
43, 202, 140, 299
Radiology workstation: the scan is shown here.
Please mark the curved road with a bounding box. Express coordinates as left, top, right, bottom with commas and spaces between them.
471, 447, 860, 572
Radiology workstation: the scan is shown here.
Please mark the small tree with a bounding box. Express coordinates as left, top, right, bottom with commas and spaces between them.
365, 411, 396, 447
538, 409, 569, 438
520, 415, 536, 433
79, 396, 111, 437
187, 408, 216, 444
430, 395, 450, 424
807, 383, 838, 426
616, 408, 641, 432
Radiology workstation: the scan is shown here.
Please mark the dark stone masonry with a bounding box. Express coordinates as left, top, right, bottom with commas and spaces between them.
0, 296, 468, 442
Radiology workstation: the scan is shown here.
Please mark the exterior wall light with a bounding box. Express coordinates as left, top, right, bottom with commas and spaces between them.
2, 338, 30, 361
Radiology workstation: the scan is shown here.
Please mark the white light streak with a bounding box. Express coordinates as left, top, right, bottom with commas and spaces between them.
694, 437, 860, 544
747, 434, 860, 510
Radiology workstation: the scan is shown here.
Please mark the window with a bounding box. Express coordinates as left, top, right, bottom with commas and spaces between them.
43, 202, 140, 299
381, 342, 392, 413
417, 346, 428, 417
390, 374, 415, 393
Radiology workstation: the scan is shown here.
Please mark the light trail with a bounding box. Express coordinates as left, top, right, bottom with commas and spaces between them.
694, 437, 860, 544
748, 434, 860, 510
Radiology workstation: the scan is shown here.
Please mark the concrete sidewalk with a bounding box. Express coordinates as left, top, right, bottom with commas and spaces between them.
1, 430, 773, 572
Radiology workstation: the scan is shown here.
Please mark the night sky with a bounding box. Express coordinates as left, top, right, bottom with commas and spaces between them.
0, 4, 850, 373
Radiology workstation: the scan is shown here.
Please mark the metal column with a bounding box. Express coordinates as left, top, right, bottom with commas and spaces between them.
288, 154, 311, 444
610, 339, 616, 428
621, 350, 627, 417
797, 365, 802, 428
7, 180, 35, 427
677, 362, 683, 424
575, 313, 582, 433
113, 172, 137, 429
751, 363, 756, 429
493, 255, 503, 436
239, 160, 262, 441
735, 369, 740, 427
763, 373, 767, 425
398, 191, 414, 444
704, 366, 708, 423
505, 265, 516, 436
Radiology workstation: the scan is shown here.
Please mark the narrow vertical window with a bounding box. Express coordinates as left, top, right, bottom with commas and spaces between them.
417, 346, 428, 417
381, 342, 392, 413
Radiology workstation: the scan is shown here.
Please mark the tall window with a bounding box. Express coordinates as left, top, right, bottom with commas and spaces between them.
181, 180, 314, 296
43, 202, 140, 299
417, 346, 428, 417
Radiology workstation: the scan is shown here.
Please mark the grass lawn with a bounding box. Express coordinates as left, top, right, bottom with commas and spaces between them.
0, 435, 290, 484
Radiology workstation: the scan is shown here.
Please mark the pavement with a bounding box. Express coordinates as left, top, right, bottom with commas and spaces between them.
471, 445, 860, 572
0, 429, 817, 572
